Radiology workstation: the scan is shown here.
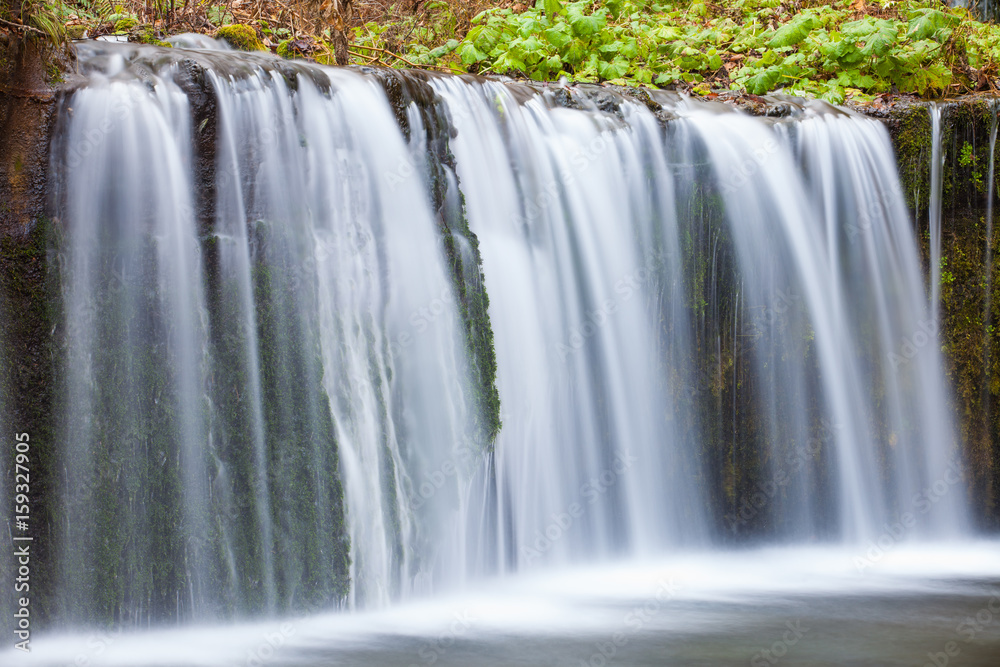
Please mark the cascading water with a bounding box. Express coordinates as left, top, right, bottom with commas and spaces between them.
47, 43, 483, 623
50, 69, 215, 624
432, 79, 708, 570
3, 38, 977, 642
929, 104, 945, 325
434, 82, 966, 550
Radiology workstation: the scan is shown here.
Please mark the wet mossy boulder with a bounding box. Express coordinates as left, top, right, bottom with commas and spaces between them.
135, 27, 171, 48
113, 17, 139, 34
276, 39, 295, 59
65, 25, 87, 40
215, 24, 266, 52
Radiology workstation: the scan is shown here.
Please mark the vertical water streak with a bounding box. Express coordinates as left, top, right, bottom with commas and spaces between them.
206, 63, 478, 606
929, 105, 945, 322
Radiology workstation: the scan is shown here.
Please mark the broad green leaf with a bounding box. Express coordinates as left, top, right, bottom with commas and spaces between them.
544, 26, 572, 49
597, 55, 629, 80
474, 26, 501, 52
741, 65, 785, 95
821, 83, 845, 105
768, 13, 818, 48
907, 8, 959, 41
518, 17, 544, 38
567, 7, 605, 38
459, 42, 489, 65
634, 67, 654, 84
563, 39, 588, 64
655, 70, 680, 85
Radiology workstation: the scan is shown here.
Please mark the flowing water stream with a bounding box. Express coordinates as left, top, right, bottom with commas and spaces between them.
2, 38, 998, 665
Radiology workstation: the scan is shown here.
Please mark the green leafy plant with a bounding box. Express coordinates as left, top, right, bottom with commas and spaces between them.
406, 0, 1000, 101
959, 141, 985, 191
205, 3, 233, 27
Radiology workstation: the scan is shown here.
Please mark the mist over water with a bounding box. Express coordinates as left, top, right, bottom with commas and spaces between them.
2, 38, 996, 665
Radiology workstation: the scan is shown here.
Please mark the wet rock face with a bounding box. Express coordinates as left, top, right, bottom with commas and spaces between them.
0, 35, 66, 631
0, 38, 58, 238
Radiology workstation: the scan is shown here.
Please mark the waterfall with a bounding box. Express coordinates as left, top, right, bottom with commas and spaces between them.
950, 0, 1000, 22
929, 105, 945, 326
435, 83, 966, 550
31, 40, 971, 626
49, 43, 480, 622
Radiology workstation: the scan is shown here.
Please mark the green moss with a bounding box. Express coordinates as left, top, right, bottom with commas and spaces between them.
45, 59, 62, 84
889, 103, 933, 215
0, 217, 58, 625
215, 24, 266, 52
113, 17, 138, 33
135, 27, 171, 48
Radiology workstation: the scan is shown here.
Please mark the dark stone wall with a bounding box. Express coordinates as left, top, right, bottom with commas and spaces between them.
0, 35, 63, 632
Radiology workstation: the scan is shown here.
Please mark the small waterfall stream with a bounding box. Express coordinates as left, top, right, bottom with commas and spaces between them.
3, 38, 977, 638
929, 104, 945, 325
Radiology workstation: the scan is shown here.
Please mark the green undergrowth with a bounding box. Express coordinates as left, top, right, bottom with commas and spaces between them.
394, 0, 1000, 102
11, 0, 1000, 101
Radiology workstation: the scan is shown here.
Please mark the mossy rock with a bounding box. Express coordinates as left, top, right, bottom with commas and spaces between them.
215, 24, 266, 52
276, 39, 295, 59
132, 27, 171, 48
65, 25, 86, 40
113, 17, 139, 33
